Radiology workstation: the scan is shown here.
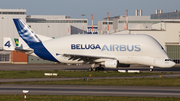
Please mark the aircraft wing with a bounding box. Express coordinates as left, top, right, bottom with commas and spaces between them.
63, 54, 116, 64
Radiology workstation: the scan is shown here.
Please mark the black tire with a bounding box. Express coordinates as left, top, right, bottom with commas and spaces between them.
98, 67, 104, 71
96, 67, 100, 71
88, 67, 92, 71
93, 68, 96, 71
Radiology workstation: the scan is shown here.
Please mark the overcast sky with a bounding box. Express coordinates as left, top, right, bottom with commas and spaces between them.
0, 0, 180, 25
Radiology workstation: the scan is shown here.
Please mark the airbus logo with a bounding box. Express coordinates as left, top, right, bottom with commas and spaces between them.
101, 44, 141, 52
71, 44, 141, 52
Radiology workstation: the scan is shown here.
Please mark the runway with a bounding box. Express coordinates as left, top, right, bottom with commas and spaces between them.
0, 64, 180, 97
0, 84, 180, 97
1, 74, 180, 83
0, 64, 180, 73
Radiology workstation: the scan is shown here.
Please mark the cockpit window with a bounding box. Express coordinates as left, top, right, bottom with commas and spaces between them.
165, 59, 171, 61
161, 46, 164, 50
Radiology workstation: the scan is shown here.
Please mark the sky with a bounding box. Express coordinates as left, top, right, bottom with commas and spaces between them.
0, 0, 180, 25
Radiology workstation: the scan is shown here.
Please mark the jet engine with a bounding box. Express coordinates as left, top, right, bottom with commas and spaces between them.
101, 60, 119, 68
100, 60, 130, 68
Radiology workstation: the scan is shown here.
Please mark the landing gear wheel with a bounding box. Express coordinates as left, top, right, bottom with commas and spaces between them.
95, 67, 104, 71
101, 67, 104, 70
96, 67, 100, 71
150, 68, 153, 72
150, 66, 153, 72
93, 68, 96, 71
98, 67, 102, 71
88, 67, 92, 71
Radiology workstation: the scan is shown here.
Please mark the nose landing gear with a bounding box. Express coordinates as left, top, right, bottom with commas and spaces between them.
150, 66, 153, 72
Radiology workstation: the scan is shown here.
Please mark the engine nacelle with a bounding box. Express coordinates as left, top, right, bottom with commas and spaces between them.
104, 60, 118, 68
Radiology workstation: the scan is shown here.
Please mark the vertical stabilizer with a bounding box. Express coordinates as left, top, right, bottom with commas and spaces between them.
13, 19, 41, 44
13, 19, 59, 62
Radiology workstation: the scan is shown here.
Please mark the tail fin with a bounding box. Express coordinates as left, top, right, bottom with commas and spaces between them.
13, 19, 41, 44
3, 37, 15, 51
13, 19, 59, 62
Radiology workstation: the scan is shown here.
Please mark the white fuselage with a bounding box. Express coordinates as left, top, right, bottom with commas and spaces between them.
40, 34, 175, 68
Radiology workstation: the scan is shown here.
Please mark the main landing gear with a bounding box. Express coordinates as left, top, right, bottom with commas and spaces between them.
88, 64, 104, 71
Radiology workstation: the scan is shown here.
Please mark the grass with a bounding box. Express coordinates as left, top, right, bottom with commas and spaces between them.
2, 78, 180, 87
0, 70, 173, 79
0, 95, 180, 101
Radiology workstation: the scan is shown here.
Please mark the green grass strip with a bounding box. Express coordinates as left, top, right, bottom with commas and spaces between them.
0, 70, 173, 79
0, 95, 179, 101
2, 78, 180, 87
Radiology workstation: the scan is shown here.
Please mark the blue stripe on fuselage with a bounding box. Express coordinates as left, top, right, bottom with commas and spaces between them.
29, 42, 59, 62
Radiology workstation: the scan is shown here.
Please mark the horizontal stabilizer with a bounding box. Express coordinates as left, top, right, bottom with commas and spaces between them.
15, 47, 34, 54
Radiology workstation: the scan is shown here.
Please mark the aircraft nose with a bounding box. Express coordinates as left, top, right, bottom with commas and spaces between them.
171, 61, 176, 67
164, 61, 176, 68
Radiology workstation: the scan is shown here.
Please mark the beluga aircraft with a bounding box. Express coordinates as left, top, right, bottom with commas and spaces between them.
3, 19, 175, 71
